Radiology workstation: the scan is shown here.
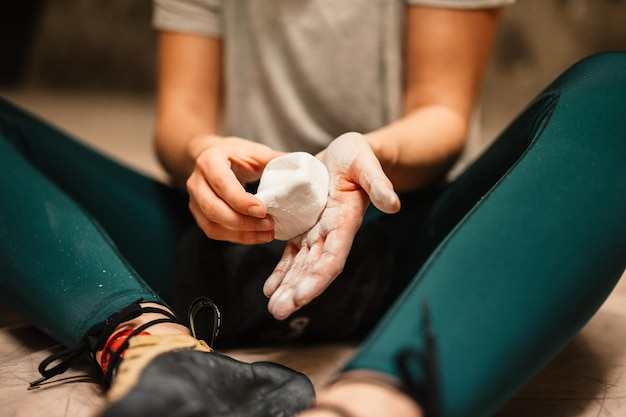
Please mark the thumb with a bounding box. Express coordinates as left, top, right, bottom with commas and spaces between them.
356, 155, 401, 214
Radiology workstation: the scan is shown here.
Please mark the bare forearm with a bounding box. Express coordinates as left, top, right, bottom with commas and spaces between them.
366, 6, 503, 193
154, 107, 216, 189
365, 105, 468, 192
154, 31, 222, 189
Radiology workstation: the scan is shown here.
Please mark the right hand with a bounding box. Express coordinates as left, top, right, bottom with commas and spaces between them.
186, 135, 285, 244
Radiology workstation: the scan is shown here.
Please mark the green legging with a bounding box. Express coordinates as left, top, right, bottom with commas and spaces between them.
0, 98, 193, 346
0, 52, 625, 417
347, 51, 626, 417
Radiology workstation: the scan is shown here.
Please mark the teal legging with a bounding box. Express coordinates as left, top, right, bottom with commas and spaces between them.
0, 99, 193, 346
346, 51, 626, 417
0, 52, 625, 417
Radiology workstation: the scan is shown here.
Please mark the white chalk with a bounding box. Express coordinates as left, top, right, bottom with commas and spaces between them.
255, 152, 329, 240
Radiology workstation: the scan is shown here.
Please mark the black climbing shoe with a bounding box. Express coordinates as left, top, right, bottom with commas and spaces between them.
101, 333, 315, 417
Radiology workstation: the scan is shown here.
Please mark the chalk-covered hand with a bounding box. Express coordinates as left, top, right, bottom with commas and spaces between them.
263, 132, 401, 320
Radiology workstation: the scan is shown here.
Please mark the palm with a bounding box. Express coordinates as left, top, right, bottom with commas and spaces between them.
264, 133, 400, 320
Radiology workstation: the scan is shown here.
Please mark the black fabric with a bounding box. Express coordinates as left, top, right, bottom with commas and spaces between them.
172, 221, 394, 347
101, 350, 315, 417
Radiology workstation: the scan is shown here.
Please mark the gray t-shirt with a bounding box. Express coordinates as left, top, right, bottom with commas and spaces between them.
153, 0, 513, 154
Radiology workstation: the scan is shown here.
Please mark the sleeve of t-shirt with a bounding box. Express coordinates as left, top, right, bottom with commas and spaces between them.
408, 0, 515, 8
152, 0, 223, 38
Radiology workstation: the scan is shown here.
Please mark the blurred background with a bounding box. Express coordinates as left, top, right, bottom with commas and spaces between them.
1, 0, 625, 180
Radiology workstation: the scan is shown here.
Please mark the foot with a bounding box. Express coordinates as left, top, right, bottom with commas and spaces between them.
298, 371, 423, 417
99, 304, 315, 417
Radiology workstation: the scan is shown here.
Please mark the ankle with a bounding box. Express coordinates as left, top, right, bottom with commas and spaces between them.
300, 372, 423, 417
111, 302, 190, 336
95, 302, 189, 367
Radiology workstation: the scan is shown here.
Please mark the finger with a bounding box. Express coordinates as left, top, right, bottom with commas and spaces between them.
268, 230, 345, 320
268, 243, 341, 320
367, 176, 401, 214
199, 154, 267, 218
263, 243, 299, 297
190, 198, 274, 243
267, 285, 298, 320
271, 203, 359, 311
267, 242, 317, 319
273, 242, 312, 289
190, 176, 274, 232
355, 157, 401, 214
293, 231, 348, 306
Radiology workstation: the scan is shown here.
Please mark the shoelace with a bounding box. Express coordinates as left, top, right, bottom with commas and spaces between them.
98, 296, 223, 384
98, 307, 179, 388
29, 296, 436, 414
29, 298, 178, 389
29, 297, 223, 389
395, 301, 442, 417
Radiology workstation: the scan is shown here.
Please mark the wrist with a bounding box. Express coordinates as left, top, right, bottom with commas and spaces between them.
186, 134, 222, 161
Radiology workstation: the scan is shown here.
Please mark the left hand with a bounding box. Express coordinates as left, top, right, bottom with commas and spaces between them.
263, 132, 401, 320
